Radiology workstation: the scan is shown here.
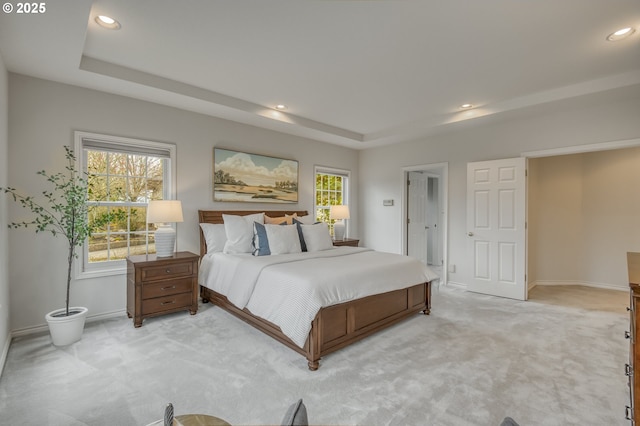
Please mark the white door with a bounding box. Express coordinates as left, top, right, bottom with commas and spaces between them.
426, 176, 439, 265
407, 171, 428, 264
467, 157, 527, 300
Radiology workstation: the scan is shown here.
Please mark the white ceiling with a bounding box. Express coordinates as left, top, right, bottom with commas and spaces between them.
1, 0, 639, 149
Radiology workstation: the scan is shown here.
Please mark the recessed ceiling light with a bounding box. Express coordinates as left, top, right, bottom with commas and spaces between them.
606, 27, 635, 41
275, 104, 288, 110
460, 103, 473, 110
95, 15, 121, 30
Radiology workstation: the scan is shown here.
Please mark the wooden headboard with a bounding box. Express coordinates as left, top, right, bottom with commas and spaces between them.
198, 210, 309, 257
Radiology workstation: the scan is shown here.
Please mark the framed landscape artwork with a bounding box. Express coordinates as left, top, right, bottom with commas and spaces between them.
213, 148, 299, 203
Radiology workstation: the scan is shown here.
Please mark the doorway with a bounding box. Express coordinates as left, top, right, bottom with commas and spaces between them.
403, 163, 448, 286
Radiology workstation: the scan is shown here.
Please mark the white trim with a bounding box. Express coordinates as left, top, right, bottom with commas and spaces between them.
10, 308, 127, 338
74, 265, 126, 281
521, 137, 640, 158
0, 331, 10, 379
531, 280, 628, 292
73, 131, 177, 279
401, 162, 449, 286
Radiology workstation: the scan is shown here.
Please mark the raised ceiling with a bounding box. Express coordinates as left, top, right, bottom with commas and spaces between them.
1, 0, 639, 148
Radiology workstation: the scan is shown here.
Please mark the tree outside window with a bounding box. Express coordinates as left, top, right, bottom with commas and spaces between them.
315, 169, 349, 236
86, 150, 167, 262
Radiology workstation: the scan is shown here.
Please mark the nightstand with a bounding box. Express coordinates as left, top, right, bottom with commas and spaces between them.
126, 251, 199, 327
333, 238, 359, 247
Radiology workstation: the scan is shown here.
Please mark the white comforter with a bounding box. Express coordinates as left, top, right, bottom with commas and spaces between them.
199, 247, 439, 347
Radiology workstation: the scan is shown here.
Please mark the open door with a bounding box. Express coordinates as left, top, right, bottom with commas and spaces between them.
407, 171, 428, 264
467, 157, 527, 300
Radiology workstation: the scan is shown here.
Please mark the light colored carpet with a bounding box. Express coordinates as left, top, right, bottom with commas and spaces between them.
529, 284, 628, 314
0, 285, 630, 425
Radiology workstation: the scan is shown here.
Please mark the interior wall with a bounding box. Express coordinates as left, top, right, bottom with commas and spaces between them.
529, 147, 640, 290
358, 88, 640, 289
7, 73, 359, 332
0, 52, 10, 370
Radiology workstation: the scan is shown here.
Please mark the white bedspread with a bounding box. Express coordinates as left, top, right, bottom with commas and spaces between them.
199, 247, 439, 347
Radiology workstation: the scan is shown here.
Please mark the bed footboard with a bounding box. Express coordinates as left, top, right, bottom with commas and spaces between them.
201, 280, 432, 370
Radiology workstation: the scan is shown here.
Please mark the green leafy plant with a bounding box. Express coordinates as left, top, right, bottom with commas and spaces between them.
1, 146, 125, 316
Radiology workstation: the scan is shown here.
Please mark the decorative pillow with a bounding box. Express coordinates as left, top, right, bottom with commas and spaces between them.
292, 218, 309, 252
265, 214, 293, 225
300, 223, 334, 252
253, 222, 272, 256
199, 223, 227, 253
281, 399, 308, 426
223, 213, 265, 254
254, 223, 301, 256
267, 224, 302, 255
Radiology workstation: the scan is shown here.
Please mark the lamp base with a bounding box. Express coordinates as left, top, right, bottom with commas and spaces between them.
334, 221, 345, 241
154, 225, 176, 257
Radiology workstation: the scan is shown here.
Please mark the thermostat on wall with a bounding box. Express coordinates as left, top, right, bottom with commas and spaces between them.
383, 199, 394, 206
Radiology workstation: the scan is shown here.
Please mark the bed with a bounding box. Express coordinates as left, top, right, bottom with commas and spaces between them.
198, 209, 438, 370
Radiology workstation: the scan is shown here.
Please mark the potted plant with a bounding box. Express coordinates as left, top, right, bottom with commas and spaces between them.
2, 146, 123, 346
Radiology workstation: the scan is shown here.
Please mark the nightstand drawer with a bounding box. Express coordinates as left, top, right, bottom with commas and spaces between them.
142, 292, 193, 314
143, 277, 194, 299
141, 262, 193, 281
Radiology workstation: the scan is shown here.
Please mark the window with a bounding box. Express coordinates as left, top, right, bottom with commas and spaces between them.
314, 167, 350, 236
74, 132, 176, 278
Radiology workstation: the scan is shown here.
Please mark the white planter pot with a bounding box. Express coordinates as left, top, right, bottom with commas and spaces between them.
45, 307, 88, 346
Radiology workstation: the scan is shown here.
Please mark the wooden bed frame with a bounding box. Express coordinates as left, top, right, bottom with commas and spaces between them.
198, 209, 432, 370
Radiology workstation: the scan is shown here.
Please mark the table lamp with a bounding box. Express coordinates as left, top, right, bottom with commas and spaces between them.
147, 200, 184, 257
330, 205, 350, 241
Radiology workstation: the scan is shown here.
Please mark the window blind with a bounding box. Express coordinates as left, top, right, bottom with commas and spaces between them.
82, 138, 172, 159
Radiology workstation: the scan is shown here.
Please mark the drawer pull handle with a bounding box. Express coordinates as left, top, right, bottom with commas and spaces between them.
626, 331, 632, 339
165, 269, 171, 274
161, 285, 177, 291
626, 405, 633, 420
161, 300, 176, 306
626, 363, 633, 376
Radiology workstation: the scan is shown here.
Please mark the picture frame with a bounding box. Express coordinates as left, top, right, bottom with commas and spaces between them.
213, 148, 299, 203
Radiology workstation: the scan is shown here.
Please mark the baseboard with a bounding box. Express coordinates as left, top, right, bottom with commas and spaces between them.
531, 280, 627, 292
444, 280, 467, 290
442, 279, 625, 293
0, 332, 11, 379
11, 308, 127, 339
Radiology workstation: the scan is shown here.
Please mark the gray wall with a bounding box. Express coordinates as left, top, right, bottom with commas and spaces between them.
358, 90, 640, 290
0, 50, 10, 369
7, 73, 358, 332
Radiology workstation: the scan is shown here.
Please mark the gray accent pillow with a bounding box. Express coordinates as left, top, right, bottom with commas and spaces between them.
500, 417, 520, 426
281, 399, 308, 426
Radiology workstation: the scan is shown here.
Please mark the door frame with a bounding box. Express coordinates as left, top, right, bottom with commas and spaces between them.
402, 162, 449, 286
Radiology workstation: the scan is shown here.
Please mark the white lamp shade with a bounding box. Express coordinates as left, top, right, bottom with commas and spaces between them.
147, 200, 183, 257
330, 205, 350, 220
147, 200, 184, 223
330, 205, 349, 240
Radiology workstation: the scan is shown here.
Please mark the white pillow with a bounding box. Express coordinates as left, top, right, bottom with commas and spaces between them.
300, 223, 334, 252
199, 223, 227, 253
266, 224, 302, 255
223, 213, 265, 254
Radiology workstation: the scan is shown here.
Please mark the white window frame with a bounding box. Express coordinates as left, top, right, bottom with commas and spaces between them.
74, 131, 177, 279
314, 166, 350, 236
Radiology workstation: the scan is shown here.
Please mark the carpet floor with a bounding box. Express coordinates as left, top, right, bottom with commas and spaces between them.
0, 285, 630, 425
